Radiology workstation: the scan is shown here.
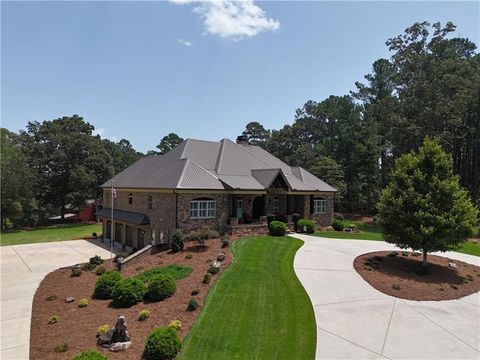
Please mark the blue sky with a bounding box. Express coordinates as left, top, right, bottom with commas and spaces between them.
2, 1, 479, 153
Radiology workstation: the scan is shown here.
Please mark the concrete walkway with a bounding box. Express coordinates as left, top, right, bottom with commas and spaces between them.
0, 240, 114, 360
292, 234, 480, 360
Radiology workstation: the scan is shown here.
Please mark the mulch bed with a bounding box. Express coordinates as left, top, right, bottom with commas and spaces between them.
354, 251, 480, 301
30, 238, 233, 360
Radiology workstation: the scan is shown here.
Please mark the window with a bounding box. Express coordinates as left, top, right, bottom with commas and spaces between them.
190, 199, 216, 219
128, 193, 133, 205
148, 195, 153, 210
313, 199, 326, 214
273, 197, 279, 213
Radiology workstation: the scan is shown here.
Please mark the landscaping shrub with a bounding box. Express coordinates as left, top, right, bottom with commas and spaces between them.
78, 298, 88, 308
207, 266, 220, 275
266, 214, 275, 224
331, 219, 345, 231
168, 320, 182, 331
185, 253, 193, 259
71, 350, 107, 360
97, 325, 110, 335
95, 266, 106, 275
46, 295, 57, 301
111, 278, 145, 308
89, 255, 103, 266
144, 275, 176, 302
171, 230, 184, 252
191, 288, 200, 296
184, 227, 219, 244
54, 342, 69, 353
186, 298, 200, 312
144, 326, 181, 360
297, 219, 315, 234
82, 262, 96, 272
269, 220, 287, 236
218, 223, 232, 236
138, 309, 150, 321
222, 239, 230, 248
93, 271, 122, 299
136, 265, 192, 282
203, 273, 211, 284
71, 268, 82, 277
334, 212, 344, 220
48, 315, 59, 324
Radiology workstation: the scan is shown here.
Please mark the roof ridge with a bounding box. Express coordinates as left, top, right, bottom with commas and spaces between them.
175, 158, 190, 188
180, 139, 190, 159
215, 139, 226, 173
229, 139, 275, 169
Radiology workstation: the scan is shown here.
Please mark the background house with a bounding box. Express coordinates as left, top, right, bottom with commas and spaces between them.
98, 136, 336, 249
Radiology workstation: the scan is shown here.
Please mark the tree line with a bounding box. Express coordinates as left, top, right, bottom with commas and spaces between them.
1, 21, 478, 229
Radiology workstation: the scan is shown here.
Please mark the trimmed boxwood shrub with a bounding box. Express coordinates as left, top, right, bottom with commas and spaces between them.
170, 230, 184, 253
297, 219, 315, 234
111, 278, 145, 308
89, 255, 103, 265
93, 271, 122, 299
143, 326, 181, 360
269, 220, 287, 236
71, 349, 107, 360
144, 274, 176, 302
331, 219, 345, 231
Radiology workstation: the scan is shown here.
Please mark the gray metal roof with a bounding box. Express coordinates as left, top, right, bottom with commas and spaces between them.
102, 138, 337, 192
96, 208, 150, 225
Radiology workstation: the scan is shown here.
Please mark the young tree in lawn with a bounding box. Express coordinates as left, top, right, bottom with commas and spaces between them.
378, 137, 478, 271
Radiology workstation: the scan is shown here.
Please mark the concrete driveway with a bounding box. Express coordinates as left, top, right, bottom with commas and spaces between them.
292, 234, 480, 360
0, 240, 114, 360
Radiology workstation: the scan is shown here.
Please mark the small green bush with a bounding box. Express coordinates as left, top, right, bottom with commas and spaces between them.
269, 220, 287, 236
186, 298, 200, 312
143, 326, 182, 360
97, 324, 110, 335
185, 253, 193, 259
71, 349, 108, 360
171, 230, 184, 253
203, 273, 211, 284
144, 275, 176, 302
46, 295, 57, 301
82, 262, 96, 272
392, 284, 401, 290
184, 227, 220, 244
168, 320, 182, 331
297, 219, 315, 234
93, 271, 122, 299
138, 309, 150, 321
331, 219, 345, 231
89, 255, 103, 265
54, 342, 69, 353
218, 223, 232, 236
111, 278, 145, 308
191, 288, 200, 296
48, 315, 59, 324
71, 268, 82, 277
207, 266, 220, 275
96, 266, 106, 275
136, 265, 192, 282
79, 298, 88, 308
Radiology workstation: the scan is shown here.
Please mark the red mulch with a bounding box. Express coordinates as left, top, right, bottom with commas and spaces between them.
354, 251, 480, 301
30, 239, 233, 360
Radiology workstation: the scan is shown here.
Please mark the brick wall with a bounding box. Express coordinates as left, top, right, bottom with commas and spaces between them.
176, 193, 229, 232
311, 193, 335, 227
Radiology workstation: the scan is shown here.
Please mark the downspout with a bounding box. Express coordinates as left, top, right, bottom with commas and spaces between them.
175, 192, 179, 229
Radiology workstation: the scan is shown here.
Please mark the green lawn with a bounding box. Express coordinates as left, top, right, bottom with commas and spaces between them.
315, 221, 479, 257
0, 223, 102, 246
179, 236, 316, 360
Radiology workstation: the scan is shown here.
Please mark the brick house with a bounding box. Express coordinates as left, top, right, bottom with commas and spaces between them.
97, 136, 336, 249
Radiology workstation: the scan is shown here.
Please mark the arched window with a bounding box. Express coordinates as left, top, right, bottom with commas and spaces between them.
190, 197, 216, 219
313, 197, 326, 214
128, 193, 133, 205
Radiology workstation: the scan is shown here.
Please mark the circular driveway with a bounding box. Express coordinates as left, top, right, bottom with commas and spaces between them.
0, 240, 114, 360
292, 234, 480, 360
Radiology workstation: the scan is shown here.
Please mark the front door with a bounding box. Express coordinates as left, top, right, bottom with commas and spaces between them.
252, 196, 264, 219
236, 198, 244, 219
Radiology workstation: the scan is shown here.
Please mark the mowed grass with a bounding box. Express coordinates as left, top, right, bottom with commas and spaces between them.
179, 236, 316, 360
0, 223, 102, 246
315, 220, 479, 257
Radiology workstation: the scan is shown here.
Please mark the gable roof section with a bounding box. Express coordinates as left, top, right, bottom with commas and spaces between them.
102, 138, 337, 192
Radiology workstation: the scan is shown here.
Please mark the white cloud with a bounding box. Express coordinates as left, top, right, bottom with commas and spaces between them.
92, 128, 118, 142
171, 0, 279, 40
177, 38, 194, 47
92, 128, 104, 137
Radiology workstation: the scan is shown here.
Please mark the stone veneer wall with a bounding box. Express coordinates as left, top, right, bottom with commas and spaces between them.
176, 193, 229, 232
310, 193, 335, 227
103, 189, 176, 247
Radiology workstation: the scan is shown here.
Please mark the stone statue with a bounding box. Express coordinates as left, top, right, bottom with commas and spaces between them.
97, 315, 131, 351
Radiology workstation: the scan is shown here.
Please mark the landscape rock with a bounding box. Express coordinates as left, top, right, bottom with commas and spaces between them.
65, 296, 75, 303
97, 315, 131, 351
448, 262, 458, 270
217, 252, 226, 262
